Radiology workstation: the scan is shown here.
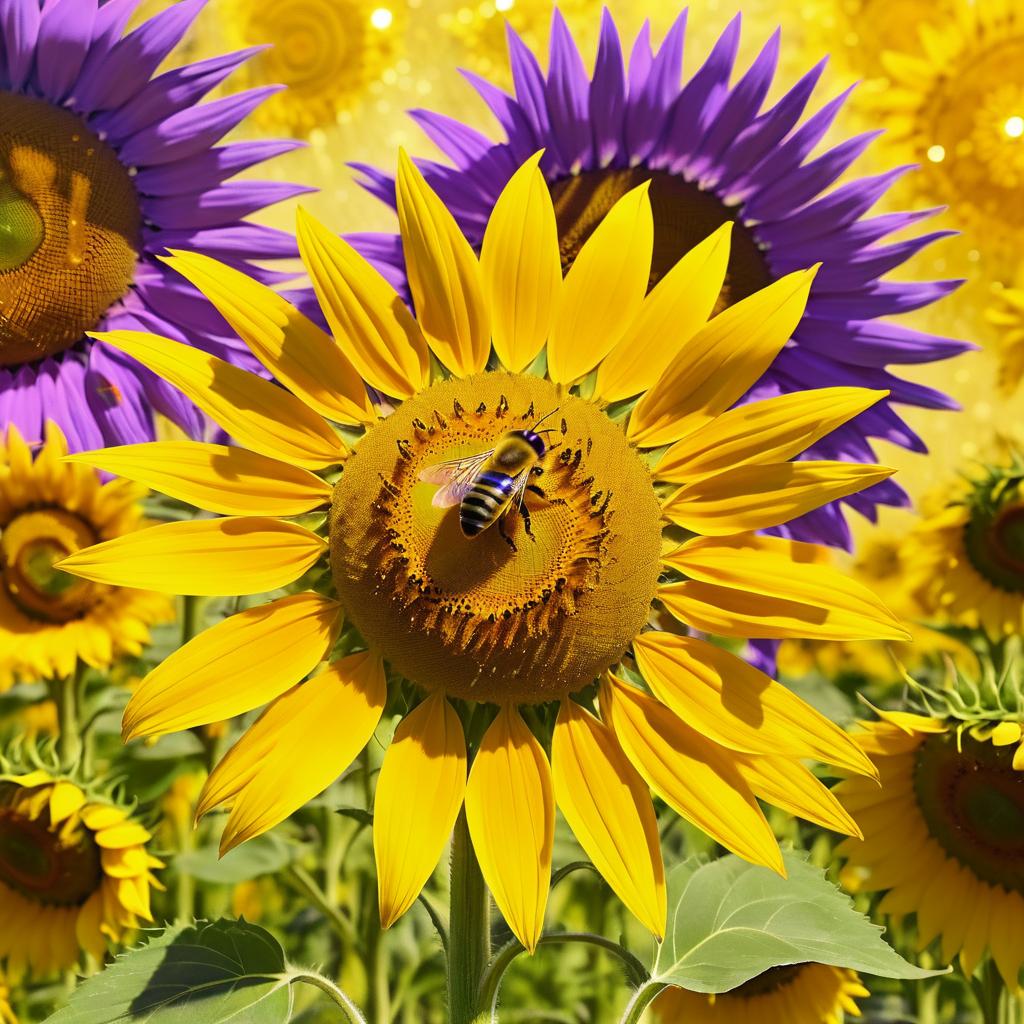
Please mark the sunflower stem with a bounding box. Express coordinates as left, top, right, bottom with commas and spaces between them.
617, 980, 664, 1024
289, 969, 368, 1024
53, 665, 83, 769
448, 808, 490, 1024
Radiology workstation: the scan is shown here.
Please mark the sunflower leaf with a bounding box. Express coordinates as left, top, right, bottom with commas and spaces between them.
652, 849, 944, 993
45, 919, 293, 1024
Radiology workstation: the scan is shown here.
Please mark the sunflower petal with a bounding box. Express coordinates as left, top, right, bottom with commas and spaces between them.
547, 182, 652, 385
661, 461, 894, 534
465, 706, 554, 953
59, 517, 327, 596
628, 267, 818, 448
601, 674, 783, 875
396, 149, 489, 375
551, 700, 665, 937
654, 388, 889, 484
731, 753, 862, 837
200, 652, 387, 854
162, 250, 375, 426
374, 693, 467, 928
595, 222, 731, 402
661, 533, 909, 641
49, 782, 86, 825
123, 593, 342, 741
65, 443, 332, 517
296, 207, 430, 399
93, 331, 347, 469
631, 631, 875, 776
480, 152, 561, 374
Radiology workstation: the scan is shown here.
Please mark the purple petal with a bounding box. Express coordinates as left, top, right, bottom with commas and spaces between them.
807, 278, 964, 319
626, 20, 653, 97
588, 8, 626, 167
142, 180, 315, 230
545, 8, 592, 173
624, 9, 686, 163
807, 230, 956, 289
86, 344, 154, 445
348, 161, 396, 207
48, 354, 106, 452
458, 68, 538, 157
795, 319, 976, 367
135, 139, 303, 197
87, 0, 139, 51
345, 232, 408, 294
745, 639, 780, 677
408, 108, 502, 171
1, 0, 40, 90
7, 364, 43, 447
146, 222, 299, 260
34, 0, 95, 101
131, 262, 232, 336
506, 22, 556, 174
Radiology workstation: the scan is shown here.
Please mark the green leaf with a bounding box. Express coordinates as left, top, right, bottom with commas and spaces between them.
653, 850, 943, 993
45, 919, 292, 1024
173, 834, 296, 885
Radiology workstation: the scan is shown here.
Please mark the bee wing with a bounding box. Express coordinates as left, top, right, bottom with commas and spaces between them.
419, 450, 493, 508
509, 467, 533, 511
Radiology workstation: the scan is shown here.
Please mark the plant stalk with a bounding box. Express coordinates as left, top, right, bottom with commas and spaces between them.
54, 667, 82, 768
448, 808, 490, 1024
618, 981, 664, 1024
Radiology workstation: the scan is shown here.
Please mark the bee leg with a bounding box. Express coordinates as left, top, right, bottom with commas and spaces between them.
526, 484, 546, 498
497, 515, 518, 553
520, 501, 536, 541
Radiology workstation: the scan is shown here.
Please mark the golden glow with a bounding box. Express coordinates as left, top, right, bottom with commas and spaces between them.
927, 144, 946, 163
370, 6, 392, 30
1006, 115, 1024, 138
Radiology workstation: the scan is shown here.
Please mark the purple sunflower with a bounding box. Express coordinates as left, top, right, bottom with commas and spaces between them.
0, 0, 310, 450
351, 9, 973, 549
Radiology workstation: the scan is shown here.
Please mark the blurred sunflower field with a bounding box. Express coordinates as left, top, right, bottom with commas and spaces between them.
1, 0, 1023, 1021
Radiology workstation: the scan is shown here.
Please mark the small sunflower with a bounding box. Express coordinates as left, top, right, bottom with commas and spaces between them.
873, 2, 1024, 264
653, 964, 868, 1024
0, 0, 308, 450
903, 457, 1024, 639
61, 153, 906, 951
986, 285, 1024, 396
837, 707, 1024, 989
0, 769, 163, 975
0, 424, 171, 687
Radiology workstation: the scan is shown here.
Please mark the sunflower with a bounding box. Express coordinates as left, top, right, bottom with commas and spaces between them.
216, 0, 405, 137
836, 709, 1024, 989
986, 284, 1024, 396
351, 10, 968, 548
0, 424, 170, 688
61, 153, 906, 950
652, 964, 868, 1024
0, 769, 163, 975
0, 0, 309, 451
0, 973, 15, 1024
903, 457, 1024, 639
873, 1, 1024, 266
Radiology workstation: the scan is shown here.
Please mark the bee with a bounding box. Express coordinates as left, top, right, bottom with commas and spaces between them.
418, 411, 558, 542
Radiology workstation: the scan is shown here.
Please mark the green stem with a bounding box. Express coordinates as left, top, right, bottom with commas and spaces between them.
286, 863, 356, 945
618, 981, 664, 1024
53, 666, 82, 768
174, 811, 196, 924
448, 809, 490, 1024
916, 977, 940, 1024
181, 594, 198, 647
291, 970, 368, 1024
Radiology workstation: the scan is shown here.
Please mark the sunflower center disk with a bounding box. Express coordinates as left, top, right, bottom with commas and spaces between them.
964, 485, 1024, 594
731, 963, 806, 998
914, 732, 1024, 893
1, 508, 100, 622
0, 785, 102, 906
329, 374, 662, 703
549, 168, 771, 309
0, 92, 141, 366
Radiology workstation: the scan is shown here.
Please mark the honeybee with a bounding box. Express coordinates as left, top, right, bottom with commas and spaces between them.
419, 411, 558, 541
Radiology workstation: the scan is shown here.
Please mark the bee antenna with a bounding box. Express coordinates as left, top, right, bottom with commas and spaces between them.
532, 407, 560, 429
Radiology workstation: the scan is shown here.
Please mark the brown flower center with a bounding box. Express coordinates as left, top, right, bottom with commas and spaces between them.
0, 91, 140, 366
963, 481, 1024, 594
0, 785, 102, 907
914, 731, 1024, 894
549, 168, 771, 311
1, 508, 100, 622
730, 963, 805, 998
329, 373, 662, 703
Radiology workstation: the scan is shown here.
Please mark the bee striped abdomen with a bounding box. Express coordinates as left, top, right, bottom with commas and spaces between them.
460, 471, 515, 537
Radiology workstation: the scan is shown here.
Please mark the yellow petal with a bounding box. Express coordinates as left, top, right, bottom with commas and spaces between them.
94, 822, 152, 849
631, 631, 876, 777
480, 153, 561, 374
654, 388, 890, 484
465, 706, 554, 953
49, 782, 86, 825
601, 675, 784, 875
991, 721, 1023, 746
661, 533, 910, 641
65, 442, 332, 517
547, 182, 652, 385
1014, 743, 1024, 771
550, 700, 665, 937
296, 207, 430, 399
82, 805, 126, 831
374, 693, 467, 928
162, 251, 375, 426
628, 267, 818, 448
595, 222, 731, 403
59, 517, 327, 596
730, 753, 862, 837
92, 331, 346, 470
123, 592, 342, 741
396, 149, 490, 375
661, 461, 894, 535
200, 652, 387, 854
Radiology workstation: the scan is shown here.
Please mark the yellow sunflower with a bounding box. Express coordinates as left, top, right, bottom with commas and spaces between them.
873, 0, 1024, 263
0, 425, 171, 688
903, 458, 1024, 639
0, 770, 163, 976
61, 151, 906, 951
652, 964, 868, 1024
986, 284, 1024, 396
0, 973, 15, 1024
837, 710, 1024, 989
